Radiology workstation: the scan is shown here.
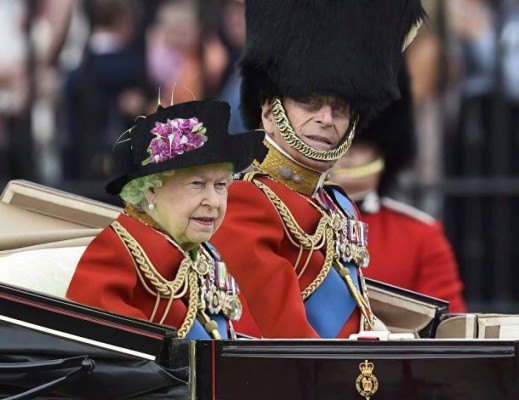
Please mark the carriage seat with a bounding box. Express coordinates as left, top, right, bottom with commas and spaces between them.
0, 180, 119, 297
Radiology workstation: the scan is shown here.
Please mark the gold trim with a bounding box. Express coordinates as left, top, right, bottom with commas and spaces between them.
255, 137, 326, 195
270, 97, 358, 162
334, 260, 374, 329
123, 204, 163, 231
252, 180, 332, 299
111, 221, 200, 338
250, 177, 374, 322
190, 340, 197, 400
356, 360, 379, 400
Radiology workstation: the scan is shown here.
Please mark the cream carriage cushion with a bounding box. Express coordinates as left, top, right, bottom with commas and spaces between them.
0, 246, 86, 297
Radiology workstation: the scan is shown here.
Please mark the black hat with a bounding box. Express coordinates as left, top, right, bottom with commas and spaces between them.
356, 62, 416, 195
240, 0, 425, 129
106, 100, 266, 195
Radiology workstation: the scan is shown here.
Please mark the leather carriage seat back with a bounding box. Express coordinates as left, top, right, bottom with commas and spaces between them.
0, 180, 121, 297
0, 180, 120, 254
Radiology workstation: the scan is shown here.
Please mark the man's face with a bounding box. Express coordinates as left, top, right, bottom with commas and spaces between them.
261, 95, 352, 172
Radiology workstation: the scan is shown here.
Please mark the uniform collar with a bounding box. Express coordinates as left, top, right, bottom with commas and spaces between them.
255, 135, 328, 196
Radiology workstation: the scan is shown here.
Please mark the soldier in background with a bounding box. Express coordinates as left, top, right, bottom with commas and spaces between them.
330, 64, 467, 313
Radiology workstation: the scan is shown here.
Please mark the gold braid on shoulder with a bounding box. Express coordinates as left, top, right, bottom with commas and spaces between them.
111, 221, 199, 339
250, 178, 375, 327
252, 179, 338, 300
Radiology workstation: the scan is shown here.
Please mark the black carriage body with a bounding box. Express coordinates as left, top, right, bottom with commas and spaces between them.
193, 339, 519, 400
1, 283, 519, 399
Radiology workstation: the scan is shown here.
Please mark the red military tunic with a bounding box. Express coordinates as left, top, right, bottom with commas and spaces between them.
67, 213, 245, 337
212, 175, 362, 338
67, 213, 190, 328
360, 194, 467, 313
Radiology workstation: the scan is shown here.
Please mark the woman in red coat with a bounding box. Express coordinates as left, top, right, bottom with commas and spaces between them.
330, 65, 467, 313
66, 100, 266, 339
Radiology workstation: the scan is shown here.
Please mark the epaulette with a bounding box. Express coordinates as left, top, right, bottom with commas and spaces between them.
381, 197, 436, 224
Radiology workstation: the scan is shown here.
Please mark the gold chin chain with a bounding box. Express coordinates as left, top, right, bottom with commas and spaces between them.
111, 221, 222, 339
270, 97, 358, 162
249, 175, 374, 329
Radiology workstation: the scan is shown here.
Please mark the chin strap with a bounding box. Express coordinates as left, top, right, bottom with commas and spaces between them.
270, 97, 358, 163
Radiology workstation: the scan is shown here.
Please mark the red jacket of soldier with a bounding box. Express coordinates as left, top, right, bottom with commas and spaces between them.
359, 193, 467, 313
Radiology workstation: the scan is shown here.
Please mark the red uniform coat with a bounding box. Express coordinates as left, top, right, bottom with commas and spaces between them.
361, 196, 467, 313
211, 177, 361, 338
67, 213, 213, 330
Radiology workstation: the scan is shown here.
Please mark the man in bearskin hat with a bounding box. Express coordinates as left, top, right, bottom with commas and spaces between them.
211, 0, 425, 338
330, 63, 467, 313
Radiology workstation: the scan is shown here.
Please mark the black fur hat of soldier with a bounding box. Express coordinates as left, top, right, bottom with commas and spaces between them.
240, 0, 425, 130
356, 62, 416, 195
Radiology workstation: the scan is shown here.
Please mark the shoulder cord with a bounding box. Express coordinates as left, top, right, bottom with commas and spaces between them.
247, 177, 375, 327
110, 221, 199, 339
249, 178, 335, 300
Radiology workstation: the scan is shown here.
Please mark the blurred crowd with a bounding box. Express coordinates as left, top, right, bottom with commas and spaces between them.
0, 0, 247, 188
0, 0, 517, 186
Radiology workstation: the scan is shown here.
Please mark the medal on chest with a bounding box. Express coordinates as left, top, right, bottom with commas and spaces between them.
195, 248, 242, 321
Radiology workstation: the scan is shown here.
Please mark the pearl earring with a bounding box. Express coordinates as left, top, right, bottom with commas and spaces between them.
148, 202, 155, 210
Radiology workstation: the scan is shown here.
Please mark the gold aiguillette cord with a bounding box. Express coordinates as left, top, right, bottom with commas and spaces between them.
197, 310, 222, 340
334, 260, 374, 329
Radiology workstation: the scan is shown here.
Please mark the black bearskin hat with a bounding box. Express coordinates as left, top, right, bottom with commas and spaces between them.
240, 0, 425, 130
356, 62, 416, 195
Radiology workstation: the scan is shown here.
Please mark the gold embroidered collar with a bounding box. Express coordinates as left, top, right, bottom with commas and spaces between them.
254, 136, 327, 196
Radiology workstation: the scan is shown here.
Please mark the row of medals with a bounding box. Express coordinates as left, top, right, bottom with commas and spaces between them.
330, 212, 369, 268
192, 253, 242, 321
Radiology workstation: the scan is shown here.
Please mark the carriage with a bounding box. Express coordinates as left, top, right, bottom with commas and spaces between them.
1, 180, 518, 400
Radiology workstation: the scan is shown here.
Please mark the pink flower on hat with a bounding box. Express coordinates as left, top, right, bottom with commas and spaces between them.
142, 117, 208, 165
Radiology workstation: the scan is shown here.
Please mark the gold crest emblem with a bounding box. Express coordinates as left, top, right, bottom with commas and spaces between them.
355, 360, 379, 400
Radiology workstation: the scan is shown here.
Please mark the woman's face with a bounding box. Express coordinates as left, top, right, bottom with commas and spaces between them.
146, 164, 232, 251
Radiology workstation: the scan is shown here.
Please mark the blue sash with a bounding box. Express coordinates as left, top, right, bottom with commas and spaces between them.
304, 188, 361, 338
331, 188, 357, 217
186, 313, 228, 339
305, 262, 359, 338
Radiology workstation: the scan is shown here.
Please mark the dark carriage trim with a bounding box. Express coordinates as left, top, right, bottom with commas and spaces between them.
0, 283, 176, 360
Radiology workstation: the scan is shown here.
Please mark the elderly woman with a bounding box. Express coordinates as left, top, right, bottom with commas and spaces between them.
66, 100, 265, 339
